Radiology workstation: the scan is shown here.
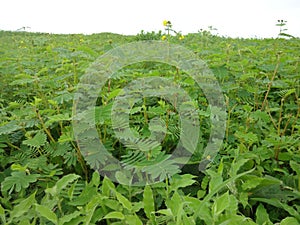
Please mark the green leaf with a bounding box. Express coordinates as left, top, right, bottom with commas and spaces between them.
18, 220, 31, 225
56, 174, 80, 190
227, 194, 238, 214
91, 171, 100, 187
157, 208, 173, 216
280, 217, 299, 225
69, 183, 97, 206
10, 191, 36, 219
242, 176, 264, 190
103, 211, 125, 220
207, 170, 223, 193
255, 204, 270, 225
229, 158, 250, 177
290, 161, 300, 175
125, 214, 143, 225
107, 88, 122, 101
0, 204, 5, 224
0, 121, 22, 135
234, 131, 258, 146
252, 198, 300, 220
143, 185, 155, 219
219, 215, 257, 224
46, 174, 80, 197
1, 171, 40, 193
115, 171, 132, 186
84, 195, 101, 225
45, 113, 71, 127
182, 213, 194, 225
169, 174, 196, 192
212, 191, 230, 216
197, 168, 255, 215
102, 198, 120, 211
102, 176, 115, 197
11, 163, 28, 172
95, 103, 113, 124
278, 32, 295, 38
116, 192, 132, 211
35, 204, 58, 224
166, 191, 182, 218
58, 211, 81, 225
23, 131, 47, 148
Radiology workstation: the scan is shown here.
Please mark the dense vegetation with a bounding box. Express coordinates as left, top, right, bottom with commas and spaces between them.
0, 29, 299, 225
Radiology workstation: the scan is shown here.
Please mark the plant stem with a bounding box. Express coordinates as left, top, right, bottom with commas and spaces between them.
71, 141, 88, 180
35, 108, 55, 142
6, 141, 21, 151
261, 54, 281, 110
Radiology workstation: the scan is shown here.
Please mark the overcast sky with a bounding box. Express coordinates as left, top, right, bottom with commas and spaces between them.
0, 0, 299, 38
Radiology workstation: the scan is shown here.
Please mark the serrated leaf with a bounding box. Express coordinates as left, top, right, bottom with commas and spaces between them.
10, 74, 35, 85
0, 121, 22, 135
35, 204, 57, 224
235, 131, 258, 146
53, 92, 74, 104
95, 103, 113, 124
141, 157, 180, 181
170, 174, 196, 192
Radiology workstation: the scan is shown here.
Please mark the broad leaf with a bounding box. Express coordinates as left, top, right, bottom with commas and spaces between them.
10, 192, 36, 219
103, 211, 125, 220
35, 204, 57, 224
143, 185, 155, 219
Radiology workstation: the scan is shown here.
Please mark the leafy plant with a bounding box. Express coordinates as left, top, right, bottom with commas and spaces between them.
276, 19, 295, 38
0, 25, 299, 224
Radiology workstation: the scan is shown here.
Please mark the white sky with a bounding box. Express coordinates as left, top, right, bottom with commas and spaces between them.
0, 0, 299, 38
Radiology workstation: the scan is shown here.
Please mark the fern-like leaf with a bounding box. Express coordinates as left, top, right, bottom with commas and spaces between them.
23, 132, 47, 148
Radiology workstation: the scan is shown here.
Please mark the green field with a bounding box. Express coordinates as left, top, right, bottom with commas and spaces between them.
0, 29, 299, 224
